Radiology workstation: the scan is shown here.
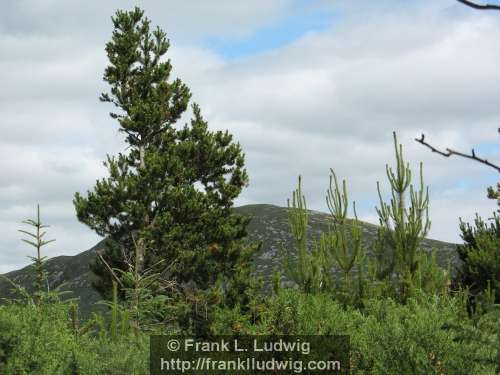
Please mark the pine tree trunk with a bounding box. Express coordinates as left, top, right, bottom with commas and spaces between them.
139, 144, 146, 170
136, 144, 147, 274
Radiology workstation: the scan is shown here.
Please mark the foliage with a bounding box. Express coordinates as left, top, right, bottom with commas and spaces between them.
95, 239, 178, 333
283, 170, 364, 302
2, 4, 498, 372
323, 169, 367, 306
487, 183, 499, 209
282, 175, 325, 293
1, 137, 495, 373
282, 172, 366, 306
2, 286, 497, 374
72, 7, 259, 334
373, 132, 432, 301
212, 288, 499, 374
171, 256, 264, 338
0, 301, 149, 374
454, 213, 500, 306
281, 133, 447, 306
17, 205, 56, 306
1, 205, 73, 309
404, 250, 450, 299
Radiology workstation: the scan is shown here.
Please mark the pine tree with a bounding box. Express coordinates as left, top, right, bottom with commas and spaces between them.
73, 7, 257, 332
283, 176, 329, 294
324, 169, 366, 306
454, 213, 500, 306
282, 172, 365, 305
373, 132, 431, 300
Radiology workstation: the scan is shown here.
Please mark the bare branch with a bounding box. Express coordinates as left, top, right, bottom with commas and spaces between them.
415, 134, 500, 173
455, 0, 500, 10
96, 251, 124, 288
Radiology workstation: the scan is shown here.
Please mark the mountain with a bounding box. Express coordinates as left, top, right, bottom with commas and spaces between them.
0, 204, 459, 318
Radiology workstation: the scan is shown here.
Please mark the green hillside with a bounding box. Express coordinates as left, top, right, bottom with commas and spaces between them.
0, 204, 459, 318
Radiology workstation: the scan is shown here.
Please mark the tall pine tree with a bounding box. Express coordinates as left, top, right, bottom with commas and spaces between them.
73, 8, 257, 331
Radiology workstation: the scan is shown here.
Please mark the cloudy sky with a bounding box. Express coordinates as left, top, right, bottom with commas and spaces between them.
1, 0, 499, 273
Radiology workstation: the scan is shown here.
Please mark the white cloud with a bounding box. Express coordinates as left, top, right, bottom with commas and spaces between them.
1, 0, 499, 273
0, 0, 293, 43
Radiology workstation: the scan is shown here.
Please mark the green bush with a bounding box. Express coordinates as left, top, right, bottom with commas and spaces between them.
455, 213, 500, 306
212, 289, 498, 374
2, 289, 496, 374
0, 301, 149, 374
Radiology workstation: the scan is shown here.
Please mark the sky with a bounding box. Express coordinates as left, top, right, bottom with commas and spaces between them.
1, 0, 499, 273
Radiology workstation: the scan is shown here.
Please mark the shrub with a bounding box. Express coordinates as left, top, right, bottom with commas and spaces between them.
0, 301, 149, 374
455, 213, 500, 307
211, 289, 498, 374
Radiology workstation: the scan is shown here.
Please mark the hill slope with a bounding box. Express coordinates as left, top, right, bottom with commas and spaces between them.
0, 204, 458, 317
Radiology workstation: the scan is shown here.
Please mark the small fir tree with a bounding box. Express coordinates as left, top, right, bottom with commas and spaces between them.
18, 204, 55, 306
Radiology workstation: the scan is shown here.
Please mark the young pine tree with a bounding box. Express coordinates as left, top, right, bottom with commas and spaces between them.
73, 7, 257, 332
282, 172, 365, 306
373, 132, 432, 300
283, 176, 325, 294
323, 169, 366, 306
454, 213, 500, 306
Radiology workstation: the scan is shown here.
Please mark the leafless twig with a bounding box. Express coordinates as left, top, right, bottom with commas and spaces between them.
455, 0, 500, 10
96, 251, 124, 288
415, 133, 500, 173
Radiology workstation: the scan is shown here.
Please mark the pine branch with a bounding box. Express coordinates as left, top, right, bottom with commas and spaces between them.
415, 134, 500, 173
455, 0, 500, 10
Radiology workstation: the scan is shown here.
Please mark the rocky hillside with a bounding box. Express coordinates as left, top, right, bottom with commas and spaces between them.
0, 204, 458, 318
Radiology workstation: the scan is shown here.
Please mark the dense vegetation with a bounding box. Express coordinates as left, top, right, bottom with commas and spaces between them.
1, 6, 499, 375
1, 130, 498, 374
1, 288, 499, 374
72, 7, 259, 337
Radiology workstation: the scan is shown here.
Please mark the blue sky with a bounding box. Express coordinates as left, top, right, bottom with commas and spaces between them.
203, 4, 338, 60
